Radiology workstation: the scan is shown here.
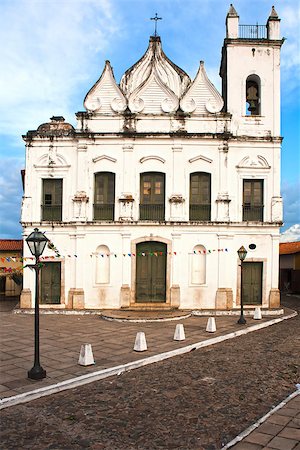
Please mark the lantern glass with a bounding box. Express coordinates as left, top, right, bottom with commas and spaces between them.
26, 228, 49, 258
237, 245, 248, 261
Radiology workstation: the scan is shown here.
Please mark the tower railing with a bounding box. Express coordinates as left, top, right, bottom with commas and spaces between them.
239, 25, 267, 40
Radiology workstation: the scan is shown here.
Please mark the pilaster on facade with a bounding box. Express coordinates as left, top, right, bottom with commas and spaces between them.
216, 141, 231, 222
215, 234, 234, 309
68, 233, 85, 309
171, 232, 181, 287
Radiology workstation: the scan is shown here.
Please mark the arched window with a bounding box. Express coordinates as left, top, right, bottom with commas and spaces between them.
191, 245, 206, 285
140, 172, 165, 221
246, 75, 261, 116
95, 245, 110, 284
94, 172, 115, 220
189, 172, 211, 221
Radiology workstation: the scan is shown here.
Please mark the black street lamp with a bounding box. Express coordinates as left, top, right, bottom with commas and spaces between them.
237, 245, 248, 325
26, 228, 49, 380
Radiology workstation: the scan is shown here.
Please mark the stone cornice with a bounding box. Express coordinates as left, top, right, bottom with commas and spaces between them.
224, 38, 284, 47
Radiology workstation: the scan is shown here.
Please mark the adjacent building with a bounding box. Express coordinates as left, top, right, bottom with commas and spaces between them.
0, 240, 23, 298
279, 241, 300, 294
20, 6, 284, 311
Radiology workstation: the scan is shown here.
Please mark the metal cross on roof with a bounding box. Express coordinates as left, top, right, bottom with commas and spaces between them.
150, 13, 162, 36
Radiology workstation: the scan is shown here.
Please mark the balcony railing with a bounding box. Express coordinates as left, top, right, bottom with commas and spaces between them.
239, 25, 267, 40
189, 204, 211, 221
94, 203, 114, 221
139, 204, 165, 221
41, 205, 62, 221
243, 205, 264, 221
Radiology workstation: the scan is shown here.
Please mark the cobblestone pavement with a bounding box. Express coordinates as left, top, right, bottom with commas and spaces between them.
0, 295, 299, 449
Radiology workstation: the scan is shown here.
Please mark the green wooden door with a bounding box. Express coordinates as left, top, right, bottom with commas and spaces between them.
136, 242, 167, 302
41, 262, 61, 304
242, 262, 262, 305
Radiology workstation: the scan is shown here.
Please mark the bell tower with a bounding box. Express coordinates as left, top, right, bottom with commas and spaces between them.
220, 5, 284, 136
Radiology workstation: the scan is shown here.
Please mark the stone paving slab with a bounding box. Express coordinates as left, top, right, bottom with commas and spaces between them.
223, 390, 300, 449
0, 305, 296, 403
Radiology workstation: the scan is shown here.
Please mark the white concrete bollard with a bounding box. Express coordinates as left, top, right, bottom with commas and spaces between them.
78, 343, 95, 366
206, 317, 216, 333
253, 307, 262, 320
174, 323, 185, 341
134, 332, 147, 352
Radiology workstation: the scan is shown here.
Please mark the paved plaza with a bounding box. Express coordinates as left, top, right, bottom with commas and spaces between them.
0, 298, 299, 449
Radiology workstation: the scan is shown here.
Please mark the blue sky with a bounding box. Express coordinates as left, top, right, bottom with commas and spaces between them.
0, 0, 299, 241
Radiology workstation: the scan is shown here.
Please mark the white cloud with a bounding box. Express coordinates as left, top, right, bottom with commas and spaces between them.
0, 0, 120, 135
280, 224, 300, 243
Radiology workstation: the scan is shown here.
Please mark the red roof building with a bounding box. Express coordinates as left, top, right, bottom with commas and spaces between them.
0, 240, 23, 297
279, 241, 300, 255
0, 240, 23, 252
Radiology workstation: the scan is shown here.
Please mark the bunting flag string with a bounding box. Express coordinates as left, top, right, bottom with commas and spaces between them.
47, 240, 61, 257
0, 266, 24, 274
1, 248, 229, 263
1, 249, 230, 273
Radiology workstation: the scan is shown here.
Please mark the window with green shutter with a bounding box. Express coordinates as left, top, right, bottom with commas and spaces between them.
94, 172, 115, 220
140, 172, 165, 221
243, 179, 264, 221
189, 172, 211, 221
42, 179, 62, 221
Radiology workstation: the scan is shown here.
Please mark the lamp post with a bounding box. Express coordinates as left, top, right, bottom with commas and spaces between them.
26, 228, 49, 380
237, 245, 248, 325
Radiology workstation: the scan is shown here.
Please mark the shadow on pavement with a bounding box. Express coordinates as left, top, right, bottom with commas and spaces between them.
0, 296, 19, 312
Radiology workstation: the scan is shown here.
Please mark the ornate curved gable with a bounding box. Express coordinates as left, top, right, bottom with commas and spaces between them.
120, 36, 191, 100
180, 61, 224, 114
84, 61, 127, 114
128, 67, 179, 114
37, 116, 74, 136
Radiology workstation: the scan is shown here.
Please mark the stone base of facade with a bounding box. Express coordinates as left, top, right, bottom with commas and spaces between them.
20, 289, 32, 308
269, 288, 280, 308
120, 285, 131, 308
68, 288, 85, 309
170, 285, 180, 308
215, 288, 233, 310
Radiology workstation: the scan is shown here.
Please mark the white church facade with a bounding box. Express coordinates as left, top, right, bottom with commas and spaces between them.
20, 6, 284, 311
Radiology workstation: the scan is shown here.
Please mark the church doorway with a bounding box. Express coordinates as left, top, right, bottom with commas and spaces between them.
136, 241, 167, 302
242, 262, 263, 305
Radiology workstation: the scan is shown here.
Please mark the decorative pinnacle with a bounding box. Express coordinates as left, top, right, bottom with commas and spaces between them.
269, 5, 279, 18
227, 3, 238, 17
150, 13, 162, 37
